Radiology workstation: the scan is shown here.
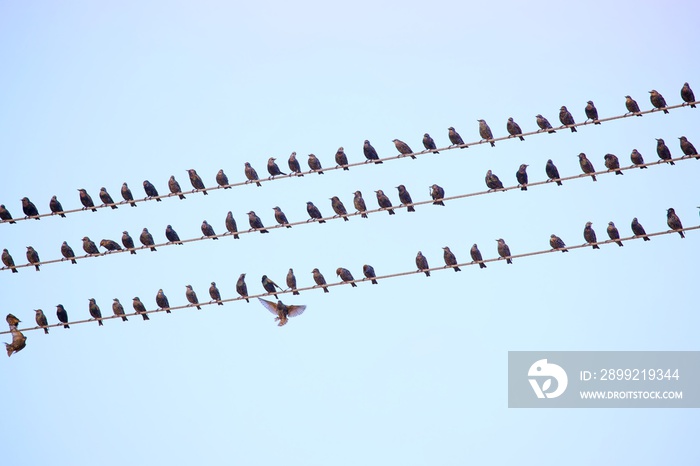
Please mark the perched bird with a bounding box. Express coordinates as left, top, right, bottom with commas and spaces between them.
165, 225, 183, 245
550, 234, 568, 252
649, 90, 668, 114
209, 282, 223, 305
353, 191, 368, 218
631, 218, 651, 241
56, 304, 69, 328
143, 180, 161, 201
363, 264, 378, 284
5, 326, 27, 357
679, 136, 698, 159
258, 298, 306, 327
448, 127, 465, 146
49, 196, 66, 217
262, 275, 282, 298
506, 117, 525, 141
0, 204, 16, 223
393, 139, 415, 159
273, 206, 292, 228
236, 274, 249, 302
625, 95, 642, 116
307, 154, 324, 174
2, 248, 18, 272
578, 153, 597, 181
288, 152, 304, 176
99, 187, 118, 209
122, 231, 137, 254
267, 157, 287, 178
630, 149, 647, 168
6, 314, 20, 326
155, 290, 171, 313
558, 106, 577, 132
396, 185, 415, 212
430, 184, 445, 205
21, 197, 40, 219
201, 220, 218, 240
363, 140, 382, 163
470, 244, 487, 269
132, 297, 150, 320
477, 119, 495, 145
140, 228, 157, 251
82, 236, 100, 255
656, 138, 674, 165
535, 114, 556, 133
442, 246, 461, 271
35, 309, 49, 333
423, 133, 439, 153
225, 211, 240, 238
681, 82, 696, 108
244, 162, 262, 186
336, 267, 357, 286
375, 190, 395, 214
415, 251, 430, 276
26, 246, 40, 271
286, 268, 300, 295
545, 159, 563, 186
216, 169, 231, 188
187, 169, 207, 194
247, 211, 269, 233
604, 153, 623, 175
583, 222, 600, 249
78, 189, 97, 212
485, 170, 504, 190
335, 147, 349, 170
496, 238, 513, 264
168, 176, 186, 199
112, 299, 128, 322
585, 101, 600, 124
99, 239, 122, 252
312, 268, 329, 292
516, 164, 529, 191
306, 202, 325, 223
667, 208, 684, 238
607, 222, 624, 246
330, 196, 350, 220
88, 298, 103, 326
121, 183, 137, 206
185, 285, 201, 309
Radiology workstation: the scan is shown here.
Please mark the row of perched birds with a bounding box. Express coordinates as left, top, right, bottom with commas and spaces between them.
1, 84, 696, 224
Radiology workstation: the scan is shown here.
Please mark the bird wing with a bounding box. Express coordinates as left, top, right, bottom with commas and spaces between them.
287, 305, 307, 318
258, 298, 279, 316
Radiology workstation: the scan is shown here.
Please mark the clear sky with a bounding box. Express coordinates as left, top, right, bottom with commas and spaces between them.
1, 1, 698, 465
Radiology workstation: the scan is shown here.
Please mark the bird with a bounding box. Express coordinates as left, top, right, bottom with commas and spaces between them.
122, 231, 137, 254
78, 188, 97, 212
262, 275, 283, 298
49, 195, 66, 217
485, 170, 504, 191
330, 196, 350, 221
21, 197, 40, 219
225, 211, 240, 238
363, 140, 382, 163
535, 114, 556, 133
335, 147, 349, 170
61, 241, 78, 264
607, 222, 624, 246
477, 119, 495, 145
550, 234, 568, 252
56, 304, 69, 328
258, 298, 306, 327
26, 246, 40, 271
0, 204, 15, 223
423, 133, 439, 153
585, 101, 600, 124
353, 191, 368, 218
168, 176, 186, 199
336, 267, 357, 286
5, 326, 27, 357
604, 153, 623, 175
132, 297, 150, 320
286, 268, 300, 295
247, 211, 269, 233
667, 208, 684, 238
35, 309, 49, 334
545, 159, 563, 186
442, 246, 461, 271
185, 285, 201, 309
415, 251, 430, 276
82, 237, 99, 256
99, 187, 118, 209
156, 289, 171, 313
506, 117, 525, 141
216, 169, 231, 188
312, 268, 329, 292
448, 127, 466, 146
88, 298, 103, 326
306, 202, 325, 223
244, 162, 262, 186
558, 106, 577, 132
307, 154, 324, 174
656, 138, 674, 165
272, 206, 292, 228
578, 153, 597, 181
396, 185, 415, 212
236, 274, 249, 302
201, 220, 218, 240
6, 313, 20, 327
112, 299, 128, 322
679, 136, 698, 159
2, 249, 18, 272
143, 180, 161, 201
288, 152, 304, 176
630, 149, 647, 168
631, 218, 651, 241
165, 225, 183, 245
516, 164, 529, 191
100, 239, 122, 252
121, 183, 137, 206
496, 238, 513, 264
625, 95, 642, 116
681, 82, 696, 108
583, 222, 600, 249
470, 244, 487, 269
430, 184, 445, 205
393, 139, 415, 159
187, 169, 207, 194
649, 90, 668, 114
267, 157, 287, 178
209, 282, 223, 305
363, 264, 378, 284
375, 190, 395, 214
140, 228, 157, 251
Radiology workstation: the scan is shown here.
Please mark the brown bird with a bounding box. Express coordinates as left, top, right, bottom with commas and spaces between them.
122, 231, 137, 254
448, 127, 466, 147
185, 285, 201, 310
209, 282, 223, 305
625, 95, 642, 116
679, 136, 698, 159
273, 206, 292, 228
121, 183, 137, 206
133, 297, 150, 320
237, 273, 249, 302
306, 202, 325, 223
201, 220, 218, 240
2, 248, 18, 272
288, 152, 304, 176
6, 314, 21, 327
506, 117, 525, 141
187, 168, 207, 194
258, 298, 306, 327
535, 114, 556, 133
21, 197, 40, 219
375, 190, 395, 215
56, 304, 70, 328
78, 188, 97, 212
549, 234, 568, 252
430, 184, 445, 205
583, 222, 600, 249
416, 251, 430, 276
585, 101, 600, 124
312, 268, 329, 292
649, 90, 668, 114
286, 268, 300, 295
516, 164, 529, 191
604, 153, 623, 175
423, 133, 439, 153
0, 204, 15, 223
82, 236, 100, 256
393, 139, 415, 159
267, 157, 287, 178
363, 140, 382, 163
100, 239, 122, 252
247, 211, 269, 233
363, 264, 378, 284
631, 218, 651, 241
470, 244, 486, 269
578, 153, 597, 181
26, 246, 40, 271
656, 138, 674, 165
630, 149, 647, 168
35, 309, 49, 334
216, 169, 231, 188
5, 325, 27, 357
478, 119, 495, 146
545, 159, 562, 186
330, 196, 350, 221
244, 162, 262, 186
308, 154, 324, 174
49, 195, 67, 217
88, 298, 103, 326
607, 222, 624, 246
335, 147, 350, 170
485, 170, 504, 191
139, 228, 157, 251
336, 267, 357, 287
667, 208, 684, 238
143, 180, 161, 201
496, 238, 512, 264
396, 185, 415, 212
99, 187, 118, 209
112, 299, 128, 322
155, 290, 170, 314
168, 176, 186, 199
681, 82, 696, 108
225, 211, 240, 238
353, 191, 368, 218
558, 106, 577, 132
442, 246, 461, 271
262, 275, 282, 299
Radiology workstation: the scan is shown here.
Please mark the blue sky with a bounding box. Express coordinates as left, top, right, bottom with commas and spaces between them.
1, 1, 698, 465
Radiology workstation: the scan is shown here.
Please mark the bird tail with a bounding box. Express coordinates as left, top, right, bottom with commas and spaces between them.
433, 150, 439, 154
319, 219, 326, 223
663, 109, 669, 114
594, 120, 601, 125
234, 234, 240, 239
691, 104, 697, 109
244, 298, 249, 303
130, 250, 137, 255
261, 229, 269, 234
489, 141, 495, 147
617, 241, 624, 246
548, 129, 556, 134
454, 266, 461, 272
570, 127, 577, 133
361, 213, 368, 218
591, 175, 597, 181
643, 236, 651, 241
342, 217, 349, 222
479, 263, 487, 269
142, 313, 150, 320
293, 290, 300, 295
63, 324, 70, 329
217, 302, 223, 306
60, 213, 67, 217
670, 161, 676, 165
6, 344, 13, 357
178, 194, 186, 200
506, 258, 513, 264
556, 181, 563, 186
150, 247, 157, 251
374, 160, 383, 164
43, 328, 49, 334
165, 309, 170, 314
111, 205, 118, 210
71, 259, 77, 264
130, 201, 137, 206
196, 305, 202, 310
35, 265, 40, 271
91, 208, 97, 212
350, 282, 357, 287
407, 206, 415, 212
616, 170, 623, 175
424, 271, 430, 277
679, 231, 685, 238
273, 294, 279, 299
323, 287, 329, 293
371, 279, 378, 284
520, 186, 527, 191
203, 191, 208, 195
593, 245, 600, 250
343, 167, 349, 171
121, 316, 128, 321
11, 268, 18, 273
434, 200, 445, 205
388, 209, 395, 215
98, 320, 103, 326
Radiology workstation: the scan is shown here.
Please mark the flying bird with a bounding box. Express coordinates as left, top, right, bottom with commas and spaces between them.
244, 162, 262, 186
88, 298, 103, 326
393, 139, 415, 159
578, 153, 597, 181
21, 197, 40, 218
681, 82, 696, 108
122, 231, 137, 254
132, 297, 150, 320
267, 157, 287, 178
506, 117, 525, 141
477, 119, 495, 146
5, 326, 27, 357
630, 149, 647, 168
262, 275, 283, 298
121, 183, 137, 206
156, 289, 171, 313
558, 106, 577, 132
656, 138, 674, 165
99, 187, 118, 209
423, 133, 439, 153
396, 185, 415, 212
312, 268, 329, 292
448, 127, 466, 146
0, 204, 15, 223
335, 147, 350, 170
583, 222, 600, 249
225, 211, 240, 238
470, 244, 487, 269
258, 298, 306, 327
649, 90, 668, 114
165, 225, 183, 245
375, 190, 395, 215
485, 170, 504, 191
516, 164, 529, 190
353, 191, 368, 218
288, 152, 304, 176
625, 95, 642, 116
112, 299, 128, 322
143, 180, 161, 201
236, 274, 249, 302
286, 268, 300, 295
56, 304, 70, 328
26, 246, 40, 271
185, 285, 201, 310
604, 153, 623, 175
336, 267, 357, 286
140, 228, 157, 251
585, 101, 600, 124
415, 251, 430, 276
35, 309, 49, 334
201, 220, 218, 240
78, 189, 97, 212
442, 246, 461, 271
667, 208, 684, 238
247, 211, 269, 233
549, 234, 568, 252
2, 249, 18, 272
330, 196, 350, 221
631, 218, 651, 241
430, 184, 445, 205
306, 202, 325, 223
216, 169, 231, 188
607, 222, 624, 246
496, 238, 513, 264
535, 114, 556, 133
50, 196, 66, 217
307, 154, 324, 174
273, 206, 292, 228
363, 264, 378, 284
209, 282, 223, 305
545, 159, 563, 186
168, 176, 186, 199
363, 140, 382, 163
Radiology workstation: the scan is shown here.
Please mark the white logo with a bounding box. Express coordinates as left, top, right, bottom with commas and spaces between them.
528, 359, 568, 399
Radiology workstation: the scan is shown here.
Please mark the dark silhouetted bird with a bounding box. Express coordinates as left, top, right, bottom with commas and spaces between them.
630, 149, 647, 168
61, 242, 77, 264
78, 189, 97, 212
423, 133, 439, 153
286, 268, 300, 295
307, 154, 324, 174
545, 159, 563, 186
201, 220, 218, 240
169, 176, 186, 199
247, 211, 269, 233
185, 285, 201, 310
35, 309, 49, 334
393, 139, 415, 159
375, 190, 394, 214
89, 298, 103, 326
353, 191, 368, 218
82, 237, 99, 256
258, 298, 306, 327
516, 164, 529, 191
244, 162, 262, 186
236, 273, 249, 302
49, 196, 66, 217
122, 231, 137, 254
667, 208, 684, 238
431, 184, 445, 205
288, 152, 304, 176
306, 202, 325, 223
262, 275, 282, 299
470, 244, 487, 269
26, 246, 40, 271
216, 169, 231, 188
132, 297, 150, 320
415, 251, 430, 276
583, 222, 600, 249
485, 170, 504, 190
6, 314, 20, 326
604, 153, 623, 175
336, 267, 357, 286
267, 157, 287, 178
156, 289, 171, 313
21, 197, 39, 219
631, 218, 651, 241
448, 127, 465, 147
442, 246, 461, 271
225, 211, 240, 238
559, 106, 577, 132
607, 222, 623, 246
478, 119, 495, 146
5, 326, 27, 357
100, 239, 122, 252
625, 95, 642, 116
649, 90, 668, 114
187, 169, 207, 194
140, 228, 157, 251
99, 187, 118, 209
681, 82, 696, 108
273, 206, 292, 228
312, 268, 329, 292
585, 101, 600, 124
209, 282, 223, 305
112, 299, 128, 322
363, 140, 382, 163
656, 138, 674, 165
550, 234, 568, 252
0, 204, 15, 223
143, 180, 161, 201
506, 117, 525, 141
396, 185, 415, 212
679, 136, 698, 159
165, 225, 183, 245
363, 264, 378, 284
121, 183, 137, 206
330, 196, 349, 220
578, 153, 597, 181
335, 147, 349, 170
2, 249, 18, 272
56, 304, 69, 328
536, 114, 556, 133
496, 238, 512, 264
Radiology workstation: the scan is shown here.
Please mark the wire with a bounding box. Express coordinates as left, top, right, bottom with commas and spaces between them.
2, 99, 696, 224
